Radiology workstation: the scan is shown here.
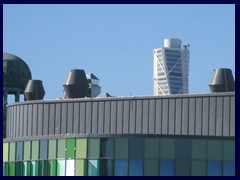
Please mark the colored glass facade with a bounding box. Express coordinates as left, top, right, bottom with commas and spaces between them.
3, 136, 235, 176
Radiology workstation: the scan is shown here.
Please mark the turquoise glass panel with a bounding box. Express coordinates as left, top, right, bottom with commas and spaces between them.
88, 160, 99, 176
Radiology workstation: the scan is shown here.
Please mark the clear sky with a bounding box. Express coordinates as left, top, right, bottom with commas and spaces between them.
3, 4, 235, 100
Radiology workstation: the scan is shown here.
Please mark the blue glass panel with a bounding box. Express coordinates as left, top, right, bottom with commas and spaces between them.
115, 160, 128, 176
176, 139, 191, 159
40, 140, 48, 160
223, 162, 235, 176
129, 138, 144, 158
16, 141, 23, 161
129, 160, 143, 176
160, 160, 174, 176
208, 161, 222, 176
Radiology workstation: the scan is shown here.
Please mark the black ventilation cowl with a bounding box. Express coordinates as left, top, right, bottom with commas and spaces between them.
24, 80, 45, 100
209, 68, 235, 93
63, 69, 89, 98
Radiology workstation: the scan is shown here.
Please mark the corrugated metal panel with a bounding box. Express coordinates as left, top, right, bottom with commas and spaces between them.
5, 93, 235, 138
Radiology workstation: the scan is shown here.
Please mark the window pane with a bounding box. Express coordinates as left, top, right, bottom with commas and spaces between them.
40, 140, 48, 160
160, 160, 174, 176
207, 161, 222, 176
31, 161, 39, 176
129, 160, 143, 176
191, 161, 206, 176
75, 160, 87, 176
3, 162, 8, 176
48, 140, 57, 159
175, 160, 190, 176
129, 138, 144, 159
88, 160, 99, 176
3, 143, 9, 162
115, 160, 128, 176
208, 140, 222, 161
23, 161, 31, 176
223, 162, 235, 176
39, 160, 48, 176
88, 139, 100, 158
24, 141, 31, 161
144, 159, 159, 176
15, 161, 23, 176
9, 142, 16, 161
48, 160, 57, 176
9, 162, 15, 176
100, 159, 113, 176
176, 139, 191, 159
76, 139, 87, 158
145, 138, 159, 158
31, 141, 39, 160
115, 138, 128, 159
160, 139, 175, 159
16, 141, 23, 161
66, 159, 75, 176
57, 140, 66, 158
192, 139, 206, 160
223, 141, 235, 161
66, 139, 76, 159
100, 138, 113, 158
57, 160, 66, 176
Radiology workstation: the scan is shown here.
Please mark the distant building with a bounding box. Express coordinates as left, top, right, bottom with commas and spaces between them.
153, 38, 189, 95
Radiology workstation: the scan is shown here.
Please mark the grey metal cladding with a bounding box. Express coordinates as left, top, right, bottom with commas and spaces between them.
5, 93, 235, 138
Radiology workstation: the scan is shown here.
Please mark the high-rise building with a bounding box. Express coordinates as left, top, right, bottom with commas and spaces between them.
153, 38, 190, 95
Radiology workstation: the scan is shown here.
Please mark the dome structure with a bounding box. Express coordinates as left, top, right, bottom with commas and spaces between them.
3, 53, 32, 93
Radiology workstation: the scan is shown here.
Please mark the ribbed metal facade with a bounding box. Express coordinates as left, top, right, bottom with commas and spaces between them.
6, 92, 235, 139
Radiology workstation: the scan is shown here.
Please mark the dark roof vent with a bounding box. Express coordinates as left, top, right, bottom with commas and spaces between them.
209, 68, 235, 93
24, 80, 45, 100
63, 69, 89, 98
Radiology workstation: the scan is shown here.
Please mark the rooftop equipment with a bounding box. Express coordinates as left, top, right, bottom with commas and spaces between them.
24, 80, 45, 100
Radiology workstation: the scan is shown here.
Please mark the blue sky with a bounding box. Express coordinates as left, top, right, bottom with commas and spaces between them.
3, 4, 235, 100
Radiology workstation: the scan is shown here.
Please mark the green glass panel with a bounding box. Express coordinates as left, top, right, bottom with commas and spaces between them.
9, 142, 16, 161
39, 160, 48, 176
57, 139, 66, 158
9, 162, 15, 176
223, 140, 235, 161
24, 141, 31, 161
129, 138, 144, 158
175, 159, 190, 176
145, 138, 159, 158
160, 138, 175, 158
31, 161, 39, 176
192, 139, 207, 160
48, 140, 57, 159
144, 159, 159, 176
100, 159, 113, 176
48, 160, 57, 176
40, 140, 48, 160
15, 161, 23, 176
3, 143, 9, 162
100, 138, 113, 158
3, 162, 8, 176
57, 160, 66, 176
66, 138, 76, 159
76, 139, 87, 158
208, 140, 222, 161
115, 138, 128, 159
16, 141, 23, 161
88, 139, 100, 158
76, 160, 87, 176
23, 161, 31, 176
88, 160, 99, 176
191, 160, 206, 176
31, 141, 39, 160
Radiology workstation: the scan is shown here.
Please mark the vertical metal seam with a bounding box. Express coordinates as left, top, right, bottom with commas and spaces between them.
174, 98, 176, 135
154, 99, 156, 134
207, 97, 210, 136
229, 96, 231, 136
103, 101, 105, 134
122, 100, 124, 134
215, 97, 217, 136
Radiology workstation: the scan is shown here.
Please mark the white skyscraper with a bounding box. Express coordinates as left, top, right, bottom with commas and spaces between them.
153, 38, 190, 95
